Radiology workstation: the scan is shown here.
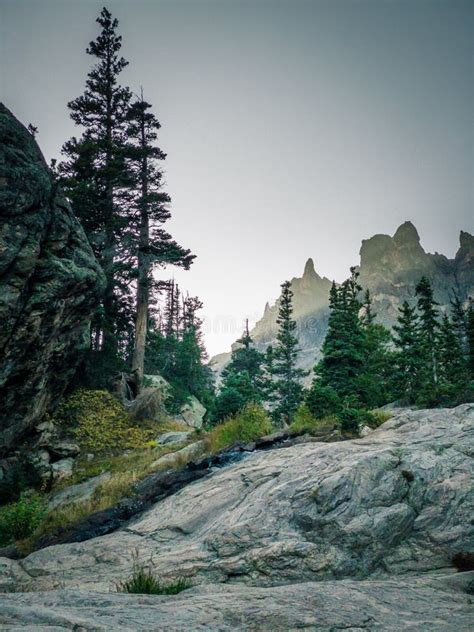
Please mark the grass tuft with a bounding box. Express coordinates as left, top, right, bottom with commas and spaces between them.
0, 493, 47, 547
205, 403, 272, 453
289, 404, 339, 435
368, 410, 392, 428
116, 554, 191, 595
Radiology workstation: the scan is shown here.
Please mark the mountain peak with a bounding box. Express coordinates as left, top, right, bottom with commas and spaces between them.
393, 221, 420, 245
459, 230, 473, 251
303, 257, 317, 278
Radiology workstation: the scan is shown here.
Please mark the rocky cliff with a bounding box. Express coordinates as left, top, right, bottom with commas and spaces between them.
0, 104, 105, 452
358, 221, 473, 329
212, 222, 474, 375
0, 405, 472, 629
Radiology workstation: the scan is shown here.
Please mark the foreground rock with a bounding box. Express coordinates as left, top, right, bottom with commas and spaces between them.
2, 405, 473, 590
10, 433, 300, 554
0, 104, 105, 452
0, 405, 472, 628
48, 472, 112, 511
0, 572, 472, 631
156, 430, 194, 446
150, 439, 206, 469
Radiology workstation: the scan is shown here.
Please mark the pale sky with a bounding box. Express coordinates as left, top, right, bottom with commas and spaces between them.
1, 0, 473, 356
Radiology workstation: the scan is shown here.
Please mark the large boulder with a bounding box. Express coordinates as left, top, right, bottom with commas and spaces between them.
0, 405, 472, 629
0, 104, 105, 452
48, 472, 112, 511
156, 431, 194, 446
175, 394, 206, 429
129, 374, 206, 429
2, 405, 472, 591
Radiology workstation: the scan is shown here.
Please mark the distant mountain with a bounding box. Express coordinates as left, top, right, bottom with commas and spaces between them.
357, 221, 473, 328
211, 222, 474, 378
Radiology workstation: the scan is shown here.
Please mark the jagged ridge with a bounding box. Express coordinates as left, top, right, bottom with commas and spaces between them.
212, 222, 474, 375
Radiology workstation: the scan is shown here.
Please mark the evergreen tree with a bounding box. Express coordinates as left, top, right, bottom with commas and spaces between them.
361, 289, 376, 326
126, 96, 194, 384
392, 301, 421, 403
307, 271, 393, 430
357, 289, 392, 407
213, 373, 255, 421
163, 280, 180, 337
60, 7, 133, 365
269, 281, 307, 426
214, 321, 265, 421
224, 320, 265, 390
261, 344, 276, 404
437, 314, 468, 404
145, 285, 213, 413
415, 277, 440, 403
305, 382, 341, 419
467, 299, 474, 379
316, 269, 365, 398
450, 290, 468, 351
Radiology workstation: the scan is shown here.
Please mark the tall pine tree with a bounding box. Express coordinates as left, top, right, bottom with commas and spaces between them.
145, 284, 213, 413
268, 281, 307, 426
467, 299, 474, 379
316, 269, 365, 398
214, 321, 265, 421
450, 290, 468, 352
437, 314, 468, 404
60, 7, 133, 366
392, 301, 422, 403
307, 271, 393, 428
126, 96, 194, 384
357, 289, 392, 407
415, 277, 439, 403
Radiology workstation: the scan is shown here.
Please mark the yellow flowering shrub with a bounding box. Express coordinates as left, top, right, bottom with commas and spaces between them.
53, 390, 154, 453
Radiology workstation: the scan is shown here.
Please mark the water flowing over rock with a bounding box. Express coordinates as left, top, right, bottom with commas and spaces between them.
0, 405, 472, 629
0, 104, 105, 452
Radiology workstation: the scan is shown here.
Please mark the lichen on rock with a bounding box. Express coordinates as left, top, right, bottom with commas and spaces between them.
0, 104, 105, 452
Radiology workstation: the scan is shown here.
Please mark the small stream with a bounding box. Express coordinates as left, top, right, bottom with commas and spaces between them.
14, 429, 335, 557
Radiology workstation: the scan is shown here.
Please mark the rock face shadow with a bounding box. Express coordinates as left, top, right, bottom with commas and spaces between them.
0, 104, 105, 453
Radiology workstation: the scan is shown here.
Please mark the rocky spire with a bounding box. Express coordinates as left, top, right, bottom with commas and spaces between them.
457, 230, 473, 256
303, 257, 318, 279
393, 221, 421, 246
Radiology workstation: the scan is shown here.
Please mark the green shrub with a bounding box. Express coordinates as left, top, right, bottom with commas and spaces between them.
0, 492, 47, 546
290, 404, 338, 434
117, 560, 191, 595
213, 386, 246, 422
165, 382, 191, 415
369, 410, 392, 428
207, 402, 272, 452
338, 405, 380, 434
53, 390, 154, 453
0, 459, 43, 505
337, 407, 362, 433
305, 383, 341, 419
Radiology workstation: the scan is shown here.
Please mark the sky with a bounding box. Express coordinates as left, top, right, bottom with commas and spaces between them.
1, 0, 473, 356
